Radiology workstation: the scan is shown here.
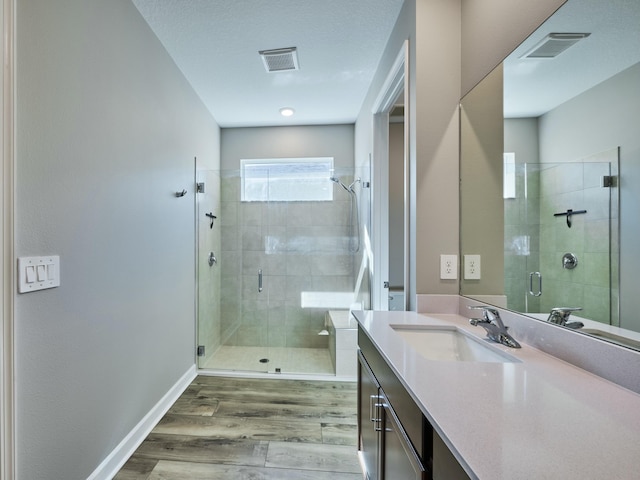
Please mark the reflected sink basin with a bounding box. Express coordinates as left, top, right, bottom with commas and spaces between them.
581, 328, 640, 350
391, 325, 520, 363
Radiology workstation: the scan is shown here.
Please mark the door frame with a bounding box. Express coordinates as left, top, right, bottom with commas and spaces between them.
371, 41, 409, 311
1, 0, 16, 478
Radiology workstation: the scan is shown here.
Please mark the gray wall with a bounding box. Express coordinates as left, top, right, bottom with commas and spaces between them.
355, 0, 462, 309
388, 122, 405, 288
15, 1, 220, 478
460, 65, 504, 296
461, 0, 567, 95
539, 62, 640, 331
355, 0, 567, 309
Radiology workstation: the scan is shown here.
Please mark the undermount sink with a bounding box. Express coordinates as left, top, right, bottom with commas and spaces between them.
391, 325, 521, 363
581, 328, 640, 350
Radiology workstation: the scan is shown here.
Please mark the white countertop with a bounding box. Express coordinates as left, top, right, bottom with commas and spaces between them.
353, 310, 640, 480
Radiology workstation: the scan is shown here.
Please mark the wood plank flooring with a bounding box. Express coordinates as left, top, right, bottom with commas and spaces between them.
114, 375, 362, 480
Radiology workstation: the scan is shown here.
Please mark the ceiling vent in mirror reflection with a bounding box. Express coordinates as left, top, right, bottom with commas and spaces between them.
520, 33, 591, 59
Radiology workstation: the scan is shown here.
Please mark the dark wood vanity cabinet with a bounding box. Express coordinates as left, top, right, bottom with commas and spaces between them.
358, 327, 469, 480
359, 350, 382, 480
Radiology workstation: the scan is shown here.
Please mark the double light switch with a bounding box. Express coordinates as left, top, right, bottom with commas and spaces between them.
18, 256, 60, 293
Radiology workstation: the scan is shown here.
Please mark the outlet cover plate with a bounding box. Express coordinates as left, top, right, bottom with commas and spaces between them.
440, 254, 457, 280
464, 254, 481, 280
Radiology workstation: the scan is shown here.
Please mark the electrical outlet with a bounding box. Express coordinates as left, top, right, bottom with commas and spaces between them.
464, 254, 481, 280
440, 254, 457, 280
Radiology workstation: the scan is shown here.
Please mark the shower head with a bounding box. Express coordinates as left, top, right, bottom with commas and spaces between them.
330, 176, 351, 192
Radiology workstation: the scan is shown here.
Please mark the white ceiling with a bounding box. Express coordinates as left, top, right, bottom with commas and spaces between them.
132, 0, 405, 128
504, 0, 640, 118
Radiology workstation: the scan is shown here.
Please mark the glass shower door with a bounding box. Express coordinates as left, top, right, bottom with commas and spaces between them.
509, 157, 618, 326
196, 168, 272, 372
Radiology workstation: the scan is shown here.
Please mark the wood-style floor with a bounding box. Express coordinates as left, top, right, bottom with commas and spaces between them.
114, 375, 362, 479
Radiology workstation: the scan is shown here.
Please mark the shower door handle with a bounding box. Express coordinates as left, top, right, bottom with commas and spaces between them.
258, 269, 263, 293
529, 271, 542, 297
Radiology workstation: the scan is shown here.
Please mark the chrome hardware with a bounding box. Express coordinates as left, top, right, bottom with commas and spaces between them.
529, 271, 542, 297
383, 281, 390, 288
562, 252, 578, 269
175, 189, 187, 197
196, 182, 205, 193
208, 252, 217, 267
468, 305, 521, 348
370, 394, 383, 432
547, 307, 583, 329
258, 269, 263, 293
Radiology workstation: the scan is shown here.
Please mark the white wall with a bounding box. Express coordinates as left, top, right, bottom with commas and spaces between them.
15, 1, 220, 478
538, 62, 640, 331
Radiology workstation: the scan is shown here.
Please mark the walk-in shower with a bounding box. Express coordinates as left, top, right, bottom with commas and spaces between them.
195, 165, 365, 376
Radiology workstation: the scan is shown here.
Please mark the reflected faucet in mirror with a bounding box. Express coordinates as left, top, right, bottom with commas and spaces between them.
459, 0, 640, 352
547, 307, 584, 329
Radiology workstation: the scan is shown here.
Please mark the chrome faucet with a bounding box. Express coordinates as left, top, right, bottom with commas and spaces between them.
547, 307, 584, 329
468, 306, 521, 348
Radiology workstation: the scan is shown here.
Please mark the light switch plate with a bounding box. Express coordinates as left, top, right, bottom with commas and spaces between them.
464, 254, 481, 280
440, 254, 457, 280
18, 256, 60, 293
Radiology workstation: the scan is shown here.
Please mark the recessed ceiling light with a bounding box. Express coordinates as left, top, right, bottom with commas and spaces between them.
280, 107, 295, 117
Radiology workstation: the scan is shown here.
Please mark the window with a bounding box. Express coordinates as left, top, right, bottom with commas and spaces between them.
503, 152, 516, 199
241, 157, 334, 202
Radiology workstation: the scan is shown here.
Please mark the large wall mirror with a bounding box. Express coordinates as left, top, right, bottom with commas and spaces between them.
460, 0, 640, 350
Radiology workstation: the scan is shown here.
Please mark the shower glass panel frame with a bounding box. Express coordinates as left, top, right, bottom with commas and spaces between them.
196, 167, 360, 375
504, 154, 619, 327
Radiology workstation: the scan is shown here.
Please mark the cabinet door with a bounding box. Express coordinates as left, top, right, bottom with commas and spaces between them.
382, 398, 427, 480
359, 352, 381, 480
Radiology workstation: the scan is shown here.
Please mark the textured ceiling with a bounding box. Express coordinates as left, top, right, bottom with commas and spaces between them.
132, 0, 405, 127
504, 0, 640, 118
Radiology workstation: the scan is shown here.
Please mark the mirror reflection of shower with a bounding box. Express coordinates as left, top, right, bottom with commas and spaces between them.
330, 175, 361, 253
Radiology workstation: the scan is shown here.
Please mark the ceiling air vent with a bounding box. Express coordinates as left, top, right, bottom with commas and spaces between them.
259, 47, 299, 73
521, 33, 591, 59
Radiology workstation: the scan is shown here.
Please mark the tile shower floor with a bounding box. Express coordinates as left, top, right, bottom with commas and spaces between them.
201, 346, 335, 375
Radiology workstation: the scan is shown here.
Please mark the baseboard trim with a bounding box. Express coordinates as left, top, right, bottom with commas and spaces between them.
87, 364, 197, 480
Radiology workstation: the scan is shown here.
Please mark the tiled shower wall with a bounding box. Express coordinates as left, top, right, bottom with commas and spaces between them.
537, 154, 618, 325
220, 172, 356, 349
